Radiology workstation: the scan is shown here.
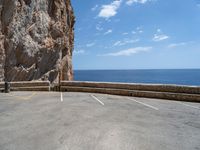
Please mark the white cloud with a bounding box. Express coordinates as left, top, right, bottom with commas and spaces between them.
122, 32, 129, 35
101, 47, 151, 56
156, 28, 161, 32
91, 5, 98, 11
96, 24, 103, 31
153, 29, 169, 42
138, 30, 143, 33
153, 34, 169, 41
98, 0, 122, 19
104, 29, 113, 35
74, 50, 85, 55
86, 43, 95, 47
113, 39, 140, 46
132, 26, 144, 34
126, 0, 152, 6
113, 41, 123, 46
136, 26, 142, 30
168, 42, 187, 48
132, 31, 137, 34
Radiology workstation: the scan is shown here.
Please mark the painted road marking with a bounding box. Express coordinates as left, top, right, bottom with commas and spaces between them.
61, 92, 63, 102
179, 102, 200, 110
127, 98, 159, 111
91, 95, 104, 106
9, 92, 37, 100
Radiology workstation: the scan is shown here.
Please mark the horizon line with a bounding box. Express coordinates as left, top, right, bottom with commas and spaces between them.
74, 68, 200, 71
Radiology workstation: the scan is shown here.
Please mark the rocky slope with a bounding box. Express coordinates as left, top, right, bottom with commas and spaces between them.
0, 0, 75, 82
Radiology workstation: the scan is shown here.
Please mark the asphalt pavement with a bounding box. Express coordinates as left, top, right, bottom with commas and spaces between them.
0, 92, 200, 150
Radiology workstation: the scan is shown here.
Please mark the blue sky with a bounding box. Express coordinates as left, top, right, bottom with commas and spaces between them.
71, 0, 200, 70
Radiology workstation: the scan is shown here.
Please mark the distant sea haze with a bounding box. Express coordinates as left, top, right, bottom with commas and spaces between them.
74, 69, 200, 86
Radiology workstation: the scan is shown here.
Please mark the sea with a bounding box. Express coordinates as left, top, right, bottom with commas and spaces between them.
74, 69, 200, 86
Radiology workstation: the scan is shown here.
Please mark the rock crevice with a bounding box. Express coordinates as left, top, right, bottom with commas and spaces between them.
0, 0, 75, 82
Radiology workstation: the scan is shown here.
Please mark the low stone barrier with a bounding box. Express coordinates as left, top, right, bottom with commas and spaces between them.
0, 82, 4, 87
0, 82, 4, 92
61, 81, 200, 102
10, 81, 50, 91
61, 81, 200, 94
1, 81, 200, 102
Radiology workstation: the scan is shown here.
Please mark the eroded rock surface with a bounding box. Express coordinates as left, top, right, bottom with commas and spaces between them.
0, 0, 75, 82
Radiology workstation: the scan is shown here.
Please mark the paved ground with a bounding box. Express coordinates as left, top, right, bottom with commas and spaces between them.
0, 92, 200, 150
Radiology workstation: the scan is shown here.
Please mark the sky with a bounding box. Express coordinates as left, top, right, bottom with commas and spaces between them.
71, 0, 200, 70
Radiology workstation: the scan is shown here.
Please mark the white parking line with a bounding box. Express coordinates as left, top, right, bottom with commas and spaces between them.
127, 98, 159, 111
179, 102, 200, 110
61, 92, 63, 102
91, 95, 104, 106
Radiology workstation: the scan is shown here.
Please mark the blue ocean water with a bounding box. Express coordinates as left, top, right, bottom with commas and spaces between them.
74, 69, 200, 86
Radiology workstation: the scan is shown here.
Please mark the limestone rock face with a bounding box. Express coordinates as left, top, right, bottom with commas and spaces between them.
0, 0, 75, 82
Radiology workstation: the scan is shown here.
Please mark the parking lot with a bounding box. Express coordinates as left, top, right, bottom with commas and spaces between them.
0, 92, 200, 150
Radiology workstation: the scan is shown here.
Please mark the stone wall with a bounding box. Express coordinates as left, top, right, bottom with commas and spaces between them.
0, 0, 75, 82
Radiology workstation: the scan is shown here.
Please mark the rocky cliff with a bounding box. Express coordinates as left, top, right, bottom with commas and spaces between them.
0, 0, 75, 82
